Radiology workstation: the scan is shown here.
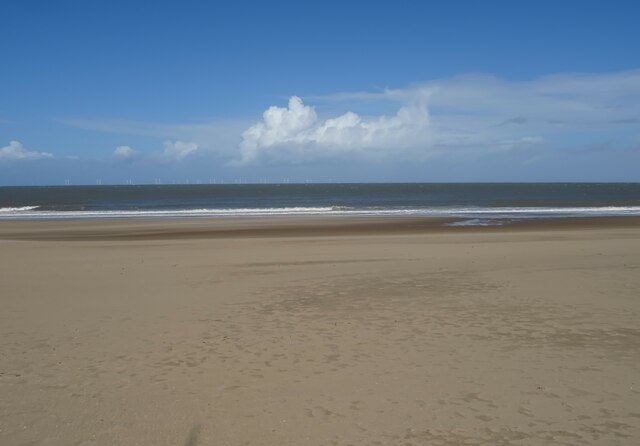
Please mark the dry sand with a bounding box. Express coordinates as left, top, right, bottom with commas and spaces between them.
1, 217, 639, 445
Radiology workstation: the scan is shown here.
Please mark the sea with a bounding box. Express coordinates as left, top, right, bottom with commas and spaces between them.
1, 183, 639, 225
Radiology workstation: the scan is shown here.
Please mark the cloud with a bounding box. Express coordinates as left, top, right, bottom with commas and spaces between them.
306, 69, 640, 160
322, 70, 640, 128
58, 117, 247, 159
58, 69, 640, 167
111, 141, 201, 162
496, 116, 528, 126
238, 96, 430, 164
0, 140, 53, 160
113, 145, 137, 159
493, 136, 544, 152
162, 140, 199, 160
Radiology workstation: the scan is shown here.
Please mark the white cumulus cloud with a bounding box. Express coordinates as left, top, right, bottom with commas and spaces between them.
0, 140, 53, 160
113, 145, 137, 159
238, 96, 430, 164
162, 140, 199, 160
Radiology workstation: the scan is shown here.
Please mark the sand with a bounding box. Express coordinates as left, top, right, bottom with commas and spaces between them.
1, 217, 639, 445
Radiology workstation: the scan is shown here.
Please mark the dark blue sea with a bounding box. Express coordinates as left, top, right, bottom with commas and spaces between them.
1, 183, 639, 224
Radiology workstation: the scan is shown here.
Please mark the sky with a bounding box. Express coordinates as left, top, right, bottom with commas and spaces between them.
1, 0, 639, 185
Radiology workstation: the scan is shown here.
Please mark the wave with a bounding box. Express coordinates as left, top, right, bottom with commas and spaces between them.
447, 206, 640, 215
0, 207, 337, 219
446, 219, 506, 227
0, 206, 40, 212
1, 205, 640, 220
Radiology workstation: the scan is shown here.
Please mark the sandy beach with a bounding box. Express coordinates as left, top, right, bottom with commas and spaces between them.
1, 216, 639, 445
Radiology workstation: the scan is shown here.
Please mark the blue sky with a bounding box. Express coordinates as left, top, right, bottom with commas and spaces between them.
1, 0, 639, 184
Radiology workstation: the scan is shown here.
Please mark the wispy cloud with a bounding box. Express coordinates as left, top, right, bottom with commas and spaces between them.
316, 70, 640, 119
0, 140, 53, 161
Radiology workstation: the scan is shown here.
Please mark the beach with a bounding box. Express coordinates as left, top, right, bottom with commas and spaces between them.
1, 217, 639, 445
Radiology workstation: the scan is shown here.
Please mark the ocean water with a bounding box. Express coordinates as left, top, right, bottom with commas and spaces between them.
0, 183, 639, 223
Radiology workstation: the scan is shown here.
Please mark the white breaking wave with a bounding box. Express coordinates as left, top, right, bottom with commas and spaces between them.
446, 219, 506, 227
0, 205, 640, 220
447, 206, 640, 215
0, 206, 40, 212
0, 207, 336, 219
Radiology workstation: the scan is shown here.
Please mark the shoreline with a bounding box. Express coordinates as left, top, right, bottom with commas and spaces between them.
1, 214, 639, 241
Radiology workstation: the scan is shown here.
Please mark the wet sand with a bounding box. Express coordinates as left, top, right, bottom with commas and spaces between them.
1, 217, 639, 445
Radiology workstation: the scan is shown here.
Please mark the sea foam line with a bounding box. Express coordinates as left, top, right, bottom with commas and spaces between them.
1, 205, 640, 220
